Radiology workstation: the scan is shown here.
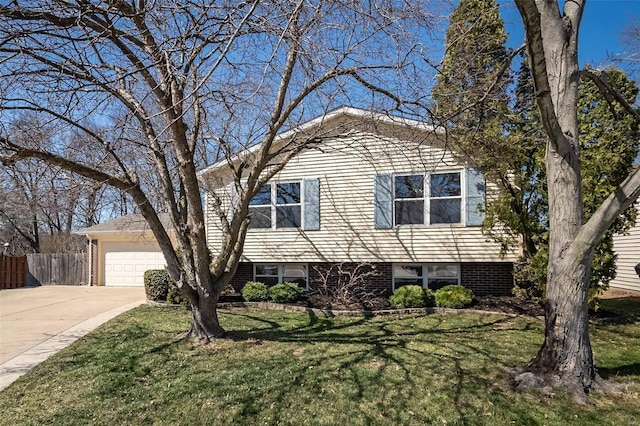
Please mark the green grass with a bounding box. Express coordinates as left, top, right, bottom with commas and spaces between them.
1, 301, 640, 425
600, 295, 640, 320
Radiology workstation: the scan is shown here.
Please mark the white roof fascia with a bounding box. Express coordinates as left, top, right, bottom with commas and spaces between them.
75, 229, 154, 235
75, 228, 175, 236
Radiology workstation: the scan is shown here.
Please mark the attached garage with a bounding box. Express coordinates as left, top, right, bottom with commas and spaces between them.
103, 242, 167, 286
77, 214, 174, 287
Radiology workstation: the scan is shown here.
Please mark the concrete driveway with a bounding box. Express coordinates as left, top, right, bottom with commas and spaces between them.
0, 285, 146, 390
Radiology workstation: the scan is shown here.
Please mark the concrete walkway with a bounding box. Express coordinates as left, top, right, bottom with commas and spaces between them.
0, 286, 146, 391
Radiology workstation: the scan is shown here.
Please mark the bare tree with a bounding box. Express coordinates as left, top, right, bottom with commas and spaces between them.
0, 1, 435, 341
619, 18, 640, 82
0, 115, 131, 253
311, 262, 383, 309
510, 0, 640, 401
1, 160, 43, 253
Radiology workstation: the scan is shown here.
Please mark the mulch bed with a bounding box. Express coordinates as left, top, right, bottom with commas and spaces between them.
222, 293, 548, 316
470, 295, 544, 317
188, 293, 623, 320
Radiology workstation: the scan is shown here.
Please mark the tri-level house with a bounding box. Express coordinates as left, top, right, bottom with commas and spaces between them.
199, 107, 520, 296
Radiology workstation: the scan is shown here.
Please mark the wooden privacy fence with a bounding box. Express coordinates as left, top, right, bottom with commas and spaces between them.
0, 255, 28, 289
26, 253, 86, 286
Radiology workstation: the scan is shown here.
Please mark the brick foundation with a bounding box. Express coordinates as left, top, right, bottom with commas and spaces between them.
308, 262, 393, 297
229, 262, 254, 292
460, 262, 514, 296
230, 261, 513, 296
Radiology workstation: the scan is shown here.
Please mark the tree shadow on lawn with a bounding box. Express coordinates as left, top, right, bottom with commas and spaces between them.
17, 308, 586, 425
51, 318, 186, 384
598, 362, 640, 380
216, 311, 540, 423
598, 296, 640, 323
17, 305, 640, 425
223, 309, 528, 342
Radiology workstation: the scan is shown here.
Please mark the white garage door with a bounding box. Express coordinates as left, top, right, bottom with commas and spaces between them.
104, 243, 167, 286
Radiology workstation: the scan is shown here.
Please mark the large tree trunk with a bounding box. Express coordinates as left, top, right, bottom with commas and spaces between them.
183, 273, 229, 342
513, 0, 599, 401
182, 250, 241, 343
527, 107, 597, 393
184, 272, 228, 342
518, 139, 599, 400
529, 252, 596, 393
187, 293, 226, 342
512, 0, 640, 400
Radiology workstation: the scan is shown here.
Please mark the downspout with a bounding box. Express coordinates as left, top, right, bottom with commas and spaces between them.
87, 237, 92, 287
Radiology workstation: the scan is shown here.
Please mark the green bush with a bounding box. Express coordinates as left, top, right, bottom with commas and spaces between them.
241, 281, 269, 301
434, 285, 474, 308
167, 284, 188, 307
389, 285, 434, 308
144, 269, 171, 302
268, 282, 303, 303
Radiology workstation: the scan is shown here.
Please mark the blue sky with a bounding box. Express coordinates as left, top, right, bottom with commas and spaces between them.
498, 0, 640, 67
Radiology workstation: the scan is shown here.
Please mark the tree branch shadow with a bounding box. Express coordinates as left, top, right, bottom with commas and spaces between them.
215, 309, 538, 423
598, 362, 640, 379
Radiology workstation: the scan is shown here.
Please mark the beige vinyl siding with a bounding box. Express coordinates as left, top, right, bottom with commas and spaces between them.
611, 207, 640, 292
206, 128, 519, 263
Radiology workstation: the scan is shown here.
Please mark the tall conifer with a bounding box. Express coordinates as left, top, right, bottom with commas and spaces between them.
432, 0, 512, 170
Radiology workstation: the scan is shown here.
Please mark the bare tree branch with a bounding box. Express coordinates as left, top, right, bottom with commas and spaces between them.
580, 69, 640, 121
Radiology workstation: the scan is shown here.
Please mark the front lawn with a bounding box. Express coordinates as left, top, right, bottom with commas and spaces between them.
1, 302, 639, 425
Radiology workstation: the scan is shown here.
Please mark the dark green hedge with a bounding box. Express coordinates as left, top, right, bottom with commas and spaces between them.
144, 269, 170, 302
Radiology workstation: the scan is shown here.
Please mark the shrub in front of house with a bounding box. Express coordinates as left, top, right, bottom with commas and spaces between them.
434, 285, 474, 308
389, 285, 434, 308
268, 282, 303, 303
167, 284, 189, 307
144, 269, 170, 302
241, 281, 269, 301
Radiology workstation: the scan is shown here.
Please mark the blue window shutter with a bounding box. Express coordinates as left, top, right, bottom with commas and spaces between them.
303, 178, 320, 230
465, 168, 485, 226
374, 174, 393, 229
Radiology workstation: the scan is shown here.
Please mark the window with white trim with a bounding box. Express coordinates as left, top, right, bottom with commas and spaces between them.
276, 182, 301, 228
392, 264, 460, 291
248, 182, 302, 229
393, 171, 462, 225
394, 175, 424, 225
426, 264, 460, 289
248, 184, 272, 229
393, 264, 424, 288
254, 263, 308, 289
255, 264, 279, 285
429, 172, 462, 224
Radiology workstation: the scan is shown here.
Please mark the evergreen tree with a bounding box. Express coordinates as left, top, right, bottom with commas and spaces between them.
579, 68, 639, 295
432, 0, 542, 267
432, 0, 513, 173
483, 53, 546, 264
484, 60, 639, 303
